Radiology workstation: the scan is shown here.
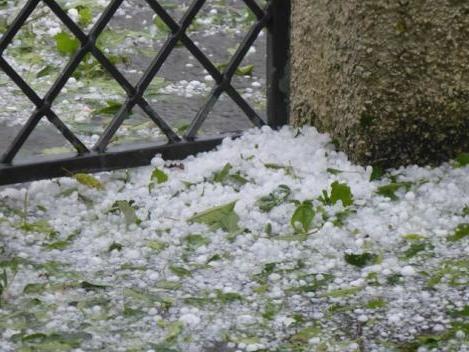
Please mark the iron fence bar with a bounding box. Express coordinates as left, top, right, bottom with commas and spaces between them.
0, 136, 233, 186
1, 0, 123, 163
241, 0, 265, 20
0, 0, 291, 186
185, 4, 271, 138
0, 57, 89, 155
144, 0, 263, 126
145, 0, 270, 134
95, 0, 206, 152
0, 0, 40, 55
267, 0, 290, 128
43, 0, 180, 143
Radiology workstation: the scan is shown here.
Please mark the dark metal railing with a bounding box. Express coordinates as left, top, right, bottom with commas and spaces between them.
0, 0, 290, 186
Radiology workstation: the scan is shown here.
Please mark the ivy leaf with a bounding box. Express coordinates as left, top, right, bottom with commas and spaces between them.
236, 64, 254, 76
80, 281, 107, 291
73, 173, 103, 190
213, 163, 232, 183
402, 242, 434, 259
329, 181, 354, 206
367, 298, 387, 309
108, 242, 123, 252
326, 168, 343, 175
169, 265, 192, 277
36, 65, 55, 78
264, 163, 295, 177
184, 234, 210, 249
147, 240, 168, 252
187, 201, 240, 233
448, 223, 469, 241
18, 220, 56, 236
54, 32, 79, 55
154, 16, 171, 34
215, 289, 243, 303
149, 168, 169, 192
344, 252, 379, 268
290, 201, 315, 233
23, 283, 47, 294
77, 5, 93, 26
370, 165, 385, 181
376, 182, 412, 200
110, 200, 141, 227
165, 321, 184, 342
454, 152, 469, 168
402, 233, 426, 241
256, 185, 291, 212
95, 100, 122, 115
463, 205, 469, 216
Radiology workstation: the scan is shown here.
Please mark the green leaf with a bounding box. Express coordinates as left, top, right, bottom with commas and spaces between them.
149, 168, 169, 191
326, 168, 343, 175
290, 201, 315, 233
448, 223, 469, 241
325, 286, 362, 297
54, 32, 79, 55
108, 242, 123, 252
290, 326, 321, 344
344, 252, 379, 268
366, 298, 386, 309
46, 240, 70, 250
36, 65, 55, 78
402, 242, 433, 259
463, 205, 469, 216
110, 200, 140, 227
73, 173, 103, 190
329, 181, 354, 206
184, 234, 210, 249
216, 63, 254, 76
23, 283, 47, 294
169, 265, 192, 277
319, 181, 354, 206
18, 220, 56, 236
370, 165, 385, 181
80, 281, 107, 291
156, 280, 182, 290
236, 64, 254, 76
264, 163, 295, 177
154, 16, 171, 33
386, 273, 403, 286
187, 201, 240, 233
147, 240, 168, 252
255, 185, 291, 212
213, 163, 233, 183
376, 182, 412, 200
165, 321, 183, 342
152, 168, 169, 184
262, 301, 281, 320
455, 152, 469, 167
449, 305, 469, 319
77, 5, 93, 26
401, 233, 426, 241
207, 254, 222, 264
215, 289, 243, 303
95, 100, 122, 115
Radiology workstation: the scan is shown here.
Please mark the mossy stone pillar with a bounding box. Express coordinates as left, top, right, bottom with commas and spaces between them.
291, 0, 469, 168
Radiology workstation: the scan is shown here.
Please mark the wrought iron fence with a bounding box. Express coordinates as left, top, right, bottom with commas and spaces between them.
0, 0, 290, 186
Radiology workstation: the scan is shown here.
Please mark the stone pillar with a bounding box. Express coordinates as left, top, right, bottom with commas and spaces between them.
290, 0, 469, 168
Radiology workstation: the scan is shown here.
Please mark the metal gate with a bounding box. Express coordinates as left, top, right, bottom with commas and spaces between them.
0, 0, 290, 186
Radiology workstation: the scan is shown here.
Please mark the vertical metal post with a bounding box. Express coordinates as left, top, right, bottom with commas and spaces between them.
266, 0, 291, 129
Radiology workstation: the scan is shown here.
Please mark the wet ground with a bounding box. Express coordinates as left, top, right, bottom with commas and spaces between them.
0, 0, 267, 161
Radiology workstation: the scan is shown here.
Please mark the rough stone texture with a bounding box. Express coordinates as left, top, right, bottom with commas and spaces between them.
291, 0, 469, 168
